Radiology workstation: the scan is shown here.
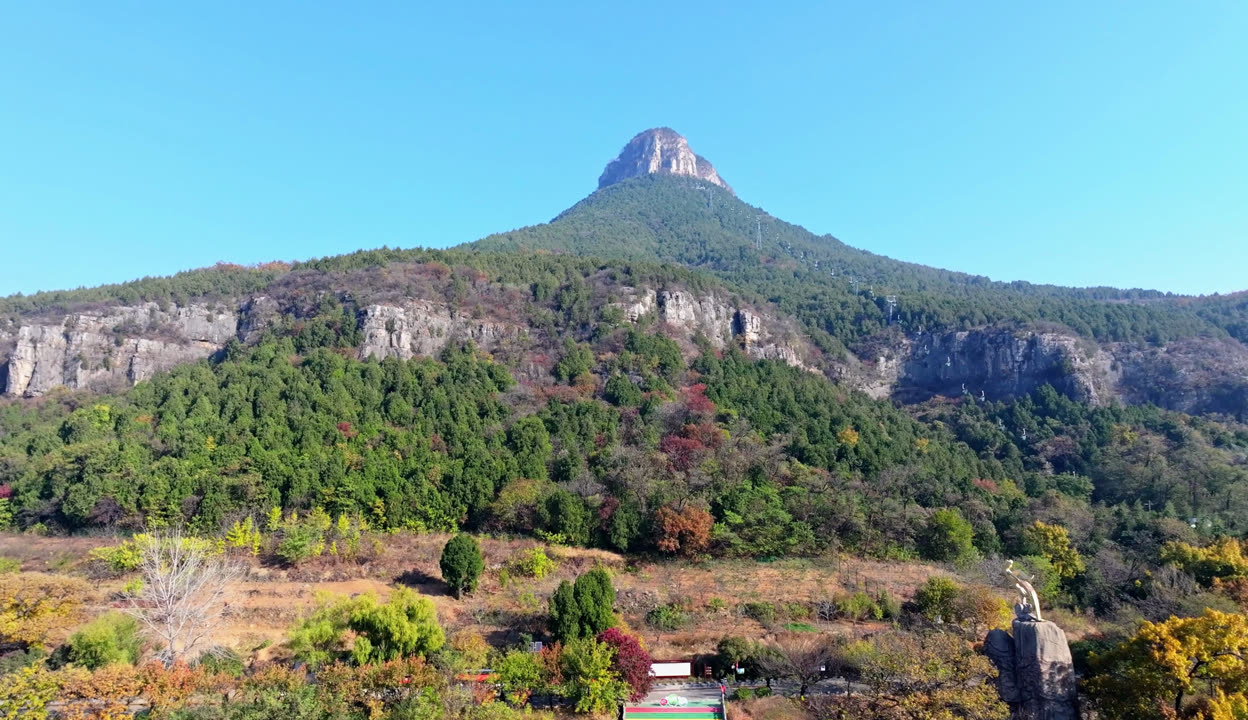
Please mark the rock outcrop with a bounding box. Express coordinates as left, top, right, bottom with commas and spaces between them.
358, 301, 523, 361
894, 329, 1112, 404
598, 128, 733, 194
985, 620, 1079, 720
843, 326, 1248, 417
612, 288, 812, 370
1113, 336, 1248, 418
1, 303, 239, 397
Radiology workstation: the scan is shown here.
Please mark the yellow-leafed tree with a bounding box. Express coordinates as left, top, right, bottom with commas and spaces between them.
1085, 609, 1248, 719
0, 572, 89, 649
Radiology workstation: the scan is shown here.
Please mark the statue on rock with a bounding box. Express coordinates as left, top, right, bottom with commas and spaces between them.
984, 561, 1080, 720
1006, 559, 1043, 621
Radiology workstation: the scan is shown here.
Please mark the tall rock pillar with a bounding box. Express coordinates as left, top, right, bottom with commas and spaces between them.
985, 618, 1079, 720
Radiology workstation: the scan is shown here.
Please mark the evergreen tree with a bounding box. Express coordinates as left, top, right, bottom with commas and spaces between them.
439, 533, 484, 599
549, 580, 581, 642
573, 568, 616, 637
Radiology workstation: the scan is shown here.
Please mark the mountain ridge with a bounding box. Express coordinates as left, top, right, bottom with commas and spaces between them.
2, 130, 1247, 414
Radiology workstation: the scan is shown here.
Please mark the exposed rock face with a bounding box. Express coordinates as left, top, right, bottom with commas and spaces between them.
985, 620, 1079, 720
895, 330, 1110, 404
657, 290, 737, 344
1113, 336, 1248, 418
613, 289, 812, 370
1, 303, 239, 397
850, 326, 1248, 417
598, 128, 733, 194
358, 301, 523, 361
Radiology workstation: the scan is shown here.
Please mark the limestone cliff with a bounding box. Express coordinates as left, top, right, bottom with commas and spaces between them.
0, 294, 530, 397
893, 329, 1111, 404
846, 326, 1247, 417
358, 301, 524, 361
612, 287, 813, 370
598, 128, 733, 194
0, 303, 240, 397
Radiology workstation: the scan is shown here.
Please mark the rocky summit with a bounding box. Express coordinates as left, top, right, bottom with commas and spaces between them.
597, 127, 733, 194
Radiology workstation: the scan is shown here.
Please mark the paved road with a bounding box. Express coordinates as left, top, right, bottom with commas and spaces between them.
646, 678, 867, 700
640, 684, 726, 707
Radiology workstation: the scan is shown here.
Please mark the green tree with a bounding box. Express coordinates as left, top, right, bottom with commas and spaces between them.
559, 637, 631, 713
494, 649, 544, 706
440, 533, 485, 599
507, 416, 552, 482
1022, 521, 1086, 583
573, 568, 616, 638
549, 580, 581, 643
920, 509, 976, 565
538, 490, 590, 545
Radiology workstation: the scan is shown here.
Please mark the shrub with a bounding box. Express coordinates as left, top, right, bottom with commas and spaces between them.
276, 523, 322, 565
782, 602, 812, 620
67, 612, 143, 669
735, 687, 756, 700
645, 604, 689, 631
196, 647, 245, 677
440, 534, 485, 599
289, 588, 444, 665
834, 592, 883, 622
743, 601, 776, 624
912, 577, 1010, 633
0, 557, 20, 574
913, 577, 960, 623
505, 547, 557, 580
874, 589, 901, 620
88, 541, 145, 573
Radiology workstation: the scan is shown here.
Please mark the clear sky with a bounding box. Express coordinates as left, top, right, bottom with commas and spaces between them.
2, 2, 1246, 297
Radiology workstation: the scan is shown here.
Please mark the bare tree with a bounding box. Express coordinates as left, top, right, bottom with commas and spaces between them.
127, 530, 243, 666
758, 633, 841, 696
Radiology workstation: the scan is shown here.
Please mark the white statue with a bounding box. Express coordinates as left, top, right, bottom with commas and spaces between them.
1006, 560, 1043, 621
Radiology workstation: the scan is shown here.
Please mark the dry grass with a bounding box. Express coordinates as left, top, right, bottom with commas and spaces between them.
0, 533, 955, 660
728, 697, 811, 720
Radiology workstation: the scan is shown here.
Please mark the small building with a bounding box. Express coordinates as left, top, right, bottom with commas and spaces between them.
649, 661, 692, 679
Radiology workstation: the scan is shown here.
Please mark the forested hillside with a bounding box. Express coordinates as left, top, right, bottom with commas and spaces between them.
473, 174, 1248, 348
1, 246, 1246, 630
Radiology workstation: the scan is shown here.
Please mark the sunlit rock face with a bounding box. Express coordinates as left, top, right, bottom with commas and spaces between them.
598, 128, 733, 194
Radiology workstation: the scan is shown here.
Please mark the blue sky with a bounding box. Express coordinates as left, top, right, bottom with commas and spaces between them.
2, 2, 1246, 297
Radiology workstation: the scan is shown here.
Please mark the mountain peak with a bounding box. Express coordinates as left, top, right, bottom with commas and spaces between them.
598, 128, 734, 194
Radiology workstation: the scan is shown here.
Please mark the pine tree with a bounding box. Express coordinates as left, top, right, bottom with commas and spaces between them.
439, 533, 484, 599
549, 580, 581, 642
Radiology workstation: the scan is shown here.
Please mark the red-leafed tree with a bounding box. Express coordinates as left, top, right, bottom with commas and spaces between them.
654, 504, 713, 557
680, 422, 723, 449
660, 435, 706, 474
598, 627, 653, 701
682, 383, 716, 418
